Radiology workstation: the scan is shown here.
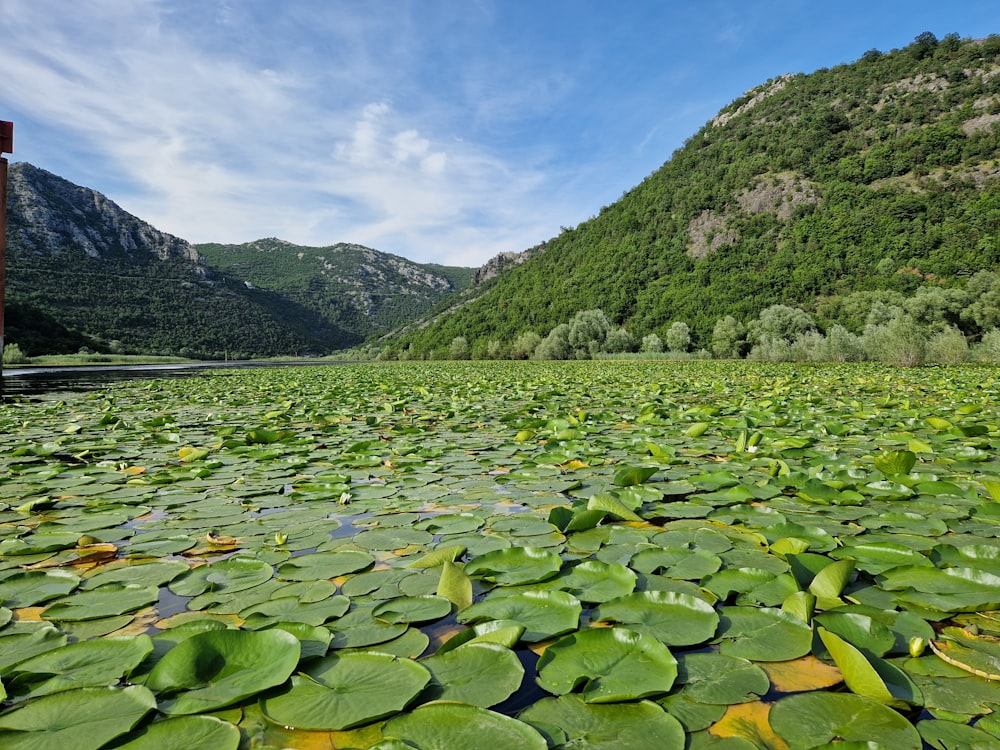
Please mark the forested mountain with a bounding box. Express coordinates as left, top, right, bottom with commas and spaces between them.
4, 164, 472, 357
383, 33, 1000, 358
196, 239, 473, 343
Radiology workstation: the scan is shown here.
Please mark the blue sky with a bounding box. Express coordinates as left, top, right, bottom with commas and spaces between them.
3, 1, 1000, 266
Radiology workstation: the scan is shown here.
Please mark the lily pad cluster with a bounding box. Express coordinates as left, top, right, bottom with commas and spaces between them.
2, 361, 1000, 748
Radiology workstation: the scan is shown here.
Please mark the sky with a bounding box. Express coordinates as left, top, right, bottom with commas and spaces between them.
3, 1, 1000, 267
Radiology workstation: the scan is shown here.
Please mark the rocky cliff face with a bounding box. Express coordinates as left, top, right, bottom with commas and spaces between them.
472, 246, 543, 285
7, 162, 207, 271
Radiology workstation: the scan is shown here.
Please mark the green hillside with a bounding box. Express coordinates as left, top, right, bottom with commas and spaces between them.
385, 33, 1000, 357
196, 239, 474, 342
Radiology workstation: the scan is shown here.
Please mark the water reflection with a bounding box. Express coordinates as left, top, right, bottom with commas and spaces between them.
1, 360, 350, 398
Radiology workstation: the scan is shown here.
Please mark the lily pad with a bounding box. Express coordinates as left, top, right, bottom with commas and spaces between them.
457, 590, 581, 642
464, 547, 563, 586
0, 685, 156, 750
114, 715, 240, 750
519, 694, 685, 749
536, 627, 677, 703
715, 606, 813, 661
7, 635, 153, 699
261, 651, 431, 730
145, 628, 300, 714
769, 692, 922, 749
593, 590, 719, 647
168, 556, 273, 597
382, 703, 547, 750
420, 642, 524, 707
675, 652, 771, 705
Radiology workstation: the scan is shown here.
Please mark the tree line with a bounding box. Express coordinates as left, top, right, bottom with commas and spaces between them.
368, 269, 1000, 366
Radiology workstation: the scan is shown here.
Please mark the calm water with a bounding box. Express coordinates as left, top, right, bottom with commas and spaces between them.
1, 360, 350, 398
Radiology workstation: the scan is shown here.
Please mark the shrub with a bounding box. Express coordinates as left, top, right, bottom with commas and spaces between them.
2, 342, 30, 365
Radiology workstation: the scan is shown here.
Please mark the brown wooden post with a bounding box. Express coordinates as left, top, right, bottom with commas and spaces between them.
0, 120, 11, 386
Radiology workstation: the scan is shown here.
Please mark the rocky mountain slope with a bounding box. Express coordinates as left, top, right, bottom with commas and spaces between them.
4, 164, 472, 357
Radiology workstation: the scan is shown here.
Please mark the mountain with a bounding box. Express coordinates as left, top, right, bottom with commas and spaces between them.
4, 164, 473, 357
195, 239, 473, 344
384, 33, 1000, 357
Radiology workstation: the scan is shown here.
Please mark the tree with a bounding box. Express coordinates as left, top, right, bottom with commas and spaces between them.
605, 328, 636, 354
534, 324, 572, 360
862, 312, 926, 366
664, 322, 691, 353
568, 310, 612, 358
925, 326, 968, 364
449, 336, 470, 360
748, 305, 816, 347
510, 331, 542, 360
641, 333, 664, 354
712, 316, 746, 359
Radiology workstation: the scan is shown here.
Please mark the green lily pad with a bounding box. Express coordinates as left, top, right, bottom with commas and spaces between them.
372, 595, 453, 624
536, 627, 677, 703
240, 594, 351, 628
420, 642, 524, 707
275, 549, 374, 581
630, 546, 723, 580
519, 694, 685, 749
548, 559, 637, 603
145, 628, 300, 714
7, 635, 153, 699
436, 619, 526, 654
457, 590, 581, 642
261, 652, 431, 730
382, 702, 547, 750
464, 547, 563, 586
0, 626, 69, 673
0, 685, 156, 750
168, 556, 273, 597
715, 606, 813, 661
41, 584, 160, 622
0, 570, 81, 607
114, 715, 240, 750
327, 606, 409, 648
769, 692, 922, 749
593, 591, 719, 647
675, 652, 771, 705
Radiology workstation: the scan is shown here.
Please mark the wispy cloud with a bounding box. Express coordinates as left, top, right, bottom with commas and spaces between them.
0, 0, 575, 264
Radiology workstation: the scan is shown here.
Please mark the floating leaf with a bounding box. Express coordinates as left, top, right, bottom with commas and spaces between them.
42, 585, 159, 622
7, 635, 153, 699
536, 627, 677, 703
0, 685, 156, 750
145, 628, 300, 714
593, 590, 719, 647
676, 652, 770, 705
261, 652, 430, 730
275, 549, 374, 581
708, 702, 790, 749
382, 703, 547, 749
114, 715, 240, 750
520, 694, 685, 750
464, 547, 563, 586
372, 595, 452, 624
458, 590, 581, 642
769, 692, 922, 749
874, 450, 916, 476
169, 556, 273, 597
420, 642, 524, 706
715, 606, 813, 661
